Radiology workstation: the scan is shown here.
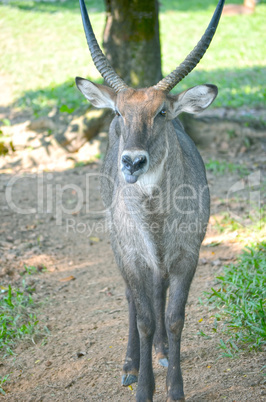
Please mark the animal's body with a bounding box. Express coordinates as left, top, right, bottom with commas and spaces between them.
101, 89, 210, 277
76, 1, 225, 401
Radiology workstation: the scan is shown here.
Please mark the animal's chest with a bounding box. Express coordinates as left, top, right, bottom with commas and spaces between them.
106, 189, 174, 271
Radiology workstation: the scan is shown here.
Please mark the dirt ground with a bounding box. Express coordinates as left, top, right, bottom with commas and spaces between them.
0, 97, 265, 401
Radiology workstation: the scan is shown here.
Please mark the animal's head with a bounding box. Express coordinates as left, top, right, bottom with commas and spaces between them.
76, 0, 225, 184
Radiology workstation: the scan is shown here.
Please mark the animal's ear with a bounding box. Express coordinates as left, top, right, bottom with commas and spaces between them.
75, 77, 116, 110
168, 84, 218, 117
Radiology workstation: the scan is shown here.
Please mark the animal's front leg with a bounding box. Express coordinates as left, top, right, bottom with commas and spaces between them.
122, 287, 140, 386
166, 261, 197, 402
130, 280, 155, 402
153, 272, 169, 367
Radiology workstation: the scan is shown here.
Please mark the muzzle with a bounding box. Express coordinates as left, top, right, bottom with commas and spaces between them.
121, 150, 149, 184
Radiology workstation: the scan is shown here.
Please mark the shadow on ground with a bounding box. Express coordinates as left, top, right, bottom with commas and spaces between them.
4, 66, 265, 121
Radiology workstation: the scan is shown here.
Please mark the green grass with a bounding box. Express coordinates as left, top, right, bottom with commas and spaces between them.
0, 0, 265, 117
0, 282, 48, 357
214, 212, 243, 233
202, 242, 266, 357
21, 264, 47, 275
160, 1, 266, 108
0, 375, 9, 396
205, 159, 249, 176
214, 209, 266, 234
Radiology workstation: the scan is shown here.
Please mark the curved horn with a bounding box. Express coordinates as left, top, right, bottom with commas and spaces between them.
79, 0, 128, 93
154, 0, 225, 92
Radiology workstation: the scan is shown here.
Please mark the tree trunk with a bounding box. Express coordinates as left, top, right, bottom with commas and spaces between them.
103, 0, 162, 88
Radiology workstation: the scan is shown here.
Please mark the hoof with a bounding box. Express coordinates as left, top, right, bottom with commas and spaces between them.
159, 357, 169, 367
121, 373, 138, 386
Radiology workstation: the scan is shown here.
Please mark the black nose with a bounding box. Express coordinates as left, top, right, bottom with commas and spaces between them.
122, 155, 147, 174
132, 155, 147, 171
122, 155, 133, 171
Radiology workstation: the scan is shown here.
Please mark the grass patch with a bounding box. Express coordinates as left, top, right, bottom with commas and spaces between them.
0, 375, 9, 396
203, 242, 266, 357
16, 79, 89, 118
205, 159, 249, 176
0, 282, 48, 357
214, 209, 266, 235
0, 0, 265, 116
21, 264, 47, 275
214, 212, 243, 233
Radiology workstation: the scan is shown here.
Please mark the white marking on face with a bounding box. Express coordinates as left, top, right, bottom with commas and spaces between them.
136, 149, 168, 194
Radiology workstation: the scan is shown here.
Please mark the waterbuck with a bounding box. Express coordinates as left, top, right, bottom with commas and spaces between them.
76, 0, 225, 400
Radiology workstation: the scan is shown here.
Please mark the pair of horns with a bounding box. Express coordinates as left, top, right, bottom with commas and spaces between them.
79, 0, 225, 93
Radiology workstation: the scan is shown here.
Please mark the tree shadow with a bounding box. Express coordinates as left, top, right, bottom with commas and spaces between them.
8, 65, 265, 121
12, 76, 107, 119
0, 64, 263, 166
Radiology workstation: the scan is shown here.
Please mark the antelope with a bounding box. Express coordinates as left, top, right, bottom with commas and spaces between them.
76, 0, 225, 400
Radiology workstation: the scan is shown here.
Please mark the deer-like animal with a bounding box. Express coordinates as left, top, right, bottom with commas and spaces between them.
76, 1, 225, 401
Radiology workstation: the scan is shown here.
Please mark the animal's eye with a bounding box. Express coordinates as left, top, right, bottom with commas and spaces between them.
160, 109, 167, 117
115, 110, 121, 117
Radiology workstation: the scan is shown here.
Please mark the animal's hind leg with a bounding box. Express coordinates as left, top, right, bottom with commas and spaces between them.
122, 287, 140, 386
153, 272, 169, 367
